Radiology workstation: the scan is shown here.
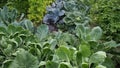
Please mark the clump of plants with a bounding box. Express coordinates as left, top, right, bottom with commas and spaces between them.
43, 0, 65, 31
89, 0, 120, 42
28, 0, 54, 24
43, 0, 90, 32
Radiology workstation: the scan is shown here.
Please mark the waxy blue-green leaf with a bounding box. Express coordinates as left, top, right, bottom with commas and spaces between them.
76, 24, 85, 39
9, 49, 39, 68
20, 19, 34, 32
90, 26, 102, 41
56, 46, 71, 61
79, 44, 91, 57
0, 6, 18, 26
104, 40, 120, 48
36, 24, 49, 41
49, 39, 57, 50
76, 24, 91, 42
89, 51, 106, 64
0, 22, 6, 28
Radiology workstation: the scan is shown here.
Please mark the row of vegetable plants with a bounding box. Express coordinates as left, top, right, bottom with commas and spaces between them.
0, 0, 120, 68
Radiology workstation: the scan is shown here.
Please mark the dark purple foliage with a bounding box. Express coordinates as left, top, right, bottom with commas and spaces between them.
43, 14, 59, 24
43, 0, 65, 25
